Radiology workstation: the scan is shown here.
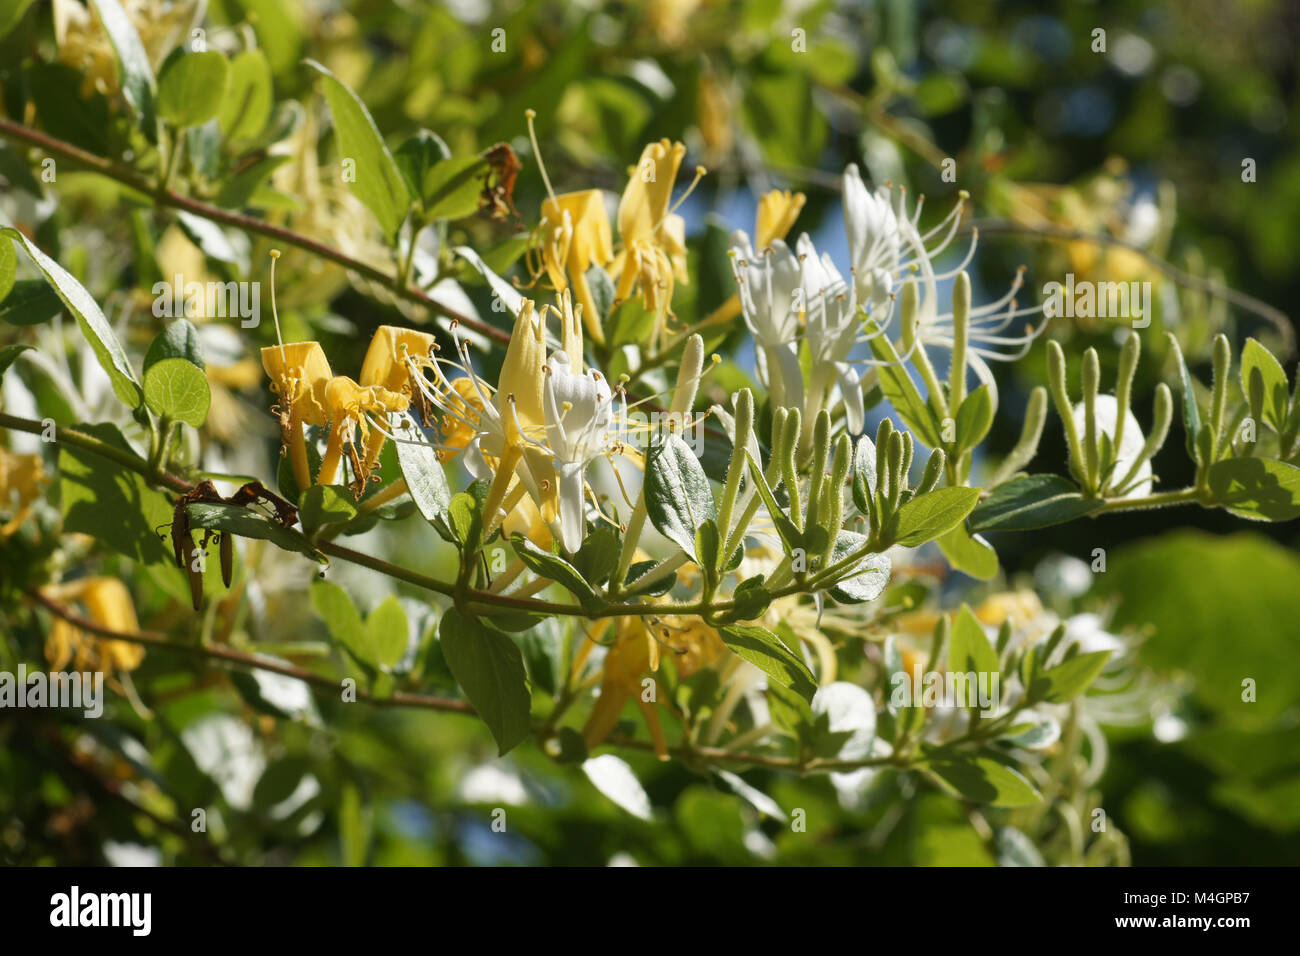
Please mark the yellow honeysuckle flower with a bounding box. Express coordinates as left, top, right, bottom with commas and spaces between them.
538, 190, 615, 345
44, 578, 145, 678
756, 189, 807, 251
1, 449, 47, 538
359, 325, 440, 471
501, 489, 554, 551
974, 589, 1045, 629
318, 376, 409, 497
611, 140, 699, 340
581, 616, 672, 760
260, 342, 334, 491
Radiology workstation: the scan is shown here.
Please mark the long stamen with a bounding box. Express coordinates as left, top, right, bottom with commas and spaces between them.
525, 109, 558, 205
269, 249, 286, 367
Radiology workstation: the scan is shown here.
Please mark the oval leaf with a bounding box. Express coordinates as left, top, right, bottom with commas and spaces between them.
143, 357, 210, 427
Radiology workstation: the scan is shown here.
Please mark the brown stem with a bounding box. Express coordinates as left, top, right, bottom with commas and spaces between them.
0, 117, 510, 346
27, 588, 476, 716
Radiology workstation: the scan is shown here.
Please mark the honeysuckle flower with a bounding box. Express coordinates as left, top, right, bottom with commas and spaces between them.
755, 189, 807, 251
842, 164, 970, 311
54, 0, 199, 97
843, 164, 1047, 411
611, 139, 698, 338
317, 376, 409, 497
261, 342, 333, 490
1, 448, 47, 538
536, 189, 615, 344
798, 234, 868, 436
43, 578, 145, 679
581, 617, 671, 760
360, 326, 439, 471
537, 302, 616, 552
730, 232, 804, 413
402, 298, 559, 535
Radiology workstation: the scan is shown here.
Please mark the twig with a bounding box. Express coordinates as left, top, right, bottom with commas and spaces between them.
26, 587, 476, 716
0, 117, 510, 347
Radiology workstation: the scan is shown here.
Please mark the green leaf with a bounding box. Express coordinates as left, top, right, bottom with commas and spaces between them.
893, 485, 981, 547
695, 518, 721, 574
948, 605, 999, 701
218, 49, 274, 140
1239, 338, 1289, 432
143, 319, 205, 372
0, 235, 13, 300
582, 755, 653, 820
4, 230, 142, 407
88, 0, 158, 141
969, 474, 1100, 531
1026, 650, 1111, 704
215, 153, 291, 209
719, 623, 816, 702
851, 434, 877, 516
730, 574, 773, 619
825, 530, 891, 604
421, 154, 488, 221
59, 423, 171, 564
515, 615, 564, 693
158, 51, 229, 128
187, 501, 326, 564
623, 559, 676, 597
645, 430, 716, 559
366, 595, 409, 668
953, 384, 993, 454
143, 357, 210, 427
922, 754, 1040, 807
394, 129, 451, 203
0, 344, 32, 381
304, 59, 411, 239
0, 0, 36, 39
438, 608, 532, 756
390, 417, 450, 525
0, 280, 62, 326
338, 781, 370, 867
25, 63, 111, 153
1207, 457, 1300, 522
936, 522, 998, 580
571, 523, 620, 587
310, 579, 373, 665
1167, 333, 1202, 461
298, 484, 359, 534
511, 534, 606, 614
869, 334, 941, 446
767, 679, 813, 740
743, 450, 803, 551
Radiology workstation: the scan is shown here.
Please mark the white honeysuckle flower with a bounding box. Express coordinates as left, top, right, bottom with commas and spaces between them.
798, 234, 868, 434
842, 163, 973, 312
842, 164, 1048, 413
540, 348, 616, 553
730, 231, 804, 414
1071, 394, 1153, 498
